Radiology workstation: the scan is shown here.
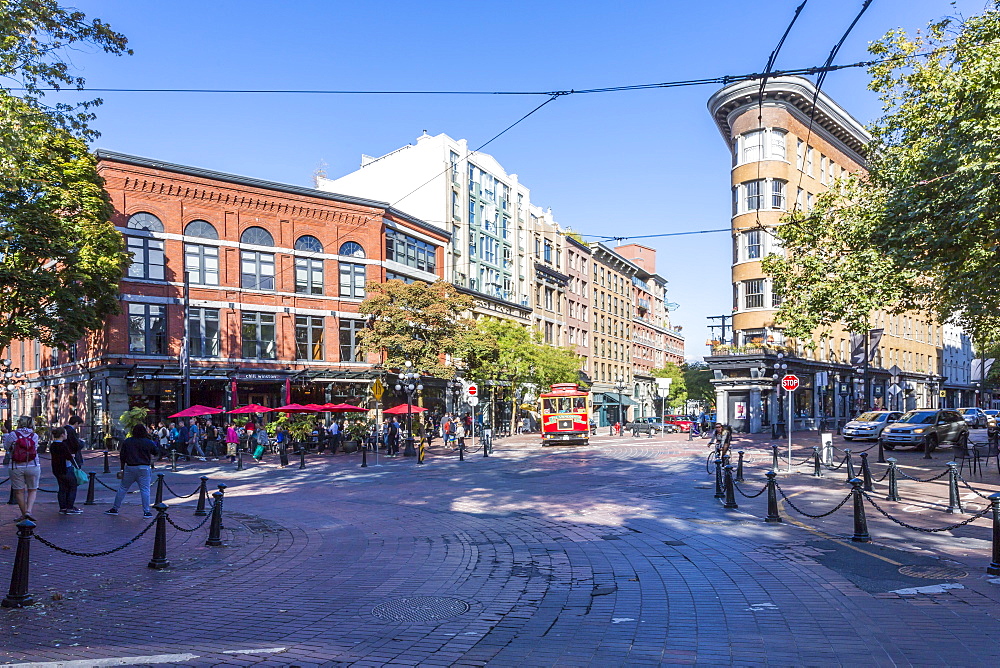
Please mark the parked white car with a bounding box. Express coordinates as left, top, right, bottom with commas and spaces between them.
842, 411, 904, 441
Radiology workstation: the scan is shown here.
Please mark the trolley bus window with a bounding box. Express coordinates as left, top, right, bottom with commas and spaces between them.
573, 397, 586, 410
559, 398, 572, 413
543, 399, 556, 412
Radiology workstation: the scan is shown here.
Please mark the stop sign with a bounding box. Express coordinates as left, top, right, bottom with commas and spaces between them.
781, 374, 800, 391
467, 384, 478, 397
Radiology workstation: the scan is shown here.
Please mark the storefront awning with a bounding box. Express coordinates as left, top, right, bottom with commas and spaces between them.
594, 393, 638, 407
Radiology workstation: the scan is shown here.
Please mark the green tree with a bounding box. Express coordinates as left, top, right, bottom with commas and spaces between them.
683, 362, 715, 409
0, 2, 132, 353
765, 4, 1000, 341
531, 341, 581, 390
357, 280, 474, 377
652, 363, 687, 409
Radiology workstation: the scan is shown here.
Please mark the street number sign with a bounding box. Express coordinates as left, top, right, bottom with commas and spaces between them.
467, 396, 480, 406
467, 384, 478, 397
781, 374, 800, 392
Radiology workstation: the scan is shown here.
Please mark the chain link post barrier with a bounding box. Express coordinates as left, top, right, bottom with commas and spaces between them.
237, 449, 244, 471
723, 465, 739, 510
946, 462, 963, 514
1, 520, 36, 608
85, 471, 96, 506
418, 440, 425, 464
206, 490, 225, 547
483, 436, 489, 458
765, 471, 782, 523
148, 502, 170, 570
155, 473, 165, 505
988, 493, 1000, 576
877, 438, 886, 464
886, 458, 901, 501
103, 450, 110, 474
813, 447, 823, 478
714, 458, 724, 499
459, 438, 464, 461
299, 448, 306, 469
850, 478, 871, 543
361, 444, 368, 468
844, 450, 855, 482
860, 453, 874, 492
170, 449, 178, 472
771, 445, 779, 472
736, 450, 745, 483
194, 476, 209, 517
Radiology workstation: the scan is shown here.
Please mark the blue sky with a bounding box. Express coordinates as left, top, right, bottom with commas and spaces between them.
63, 0, 984, 360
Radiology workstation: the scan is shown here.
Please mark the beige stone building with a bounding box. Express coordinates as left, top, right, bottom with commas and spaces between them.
706, 76, 970, 433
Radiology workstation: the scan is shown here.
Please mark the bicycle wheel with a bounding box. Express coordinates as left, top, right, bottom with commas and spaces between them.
706, 450, 716, 475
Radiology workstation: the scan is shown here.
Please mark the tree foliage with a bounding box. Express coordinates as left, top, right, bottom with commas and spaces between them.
357, 280, 474, 377
0, 2, 132, 354
682, 362, 715, 408
459, 317, 581, 390
652, 363, 687, 409
765, 3, 1000, 342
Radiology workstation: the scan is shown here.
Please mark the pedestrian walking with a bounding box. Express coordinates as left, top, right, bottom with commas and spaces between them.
455, 420, 466, 451
49, 427, 82, 514
187, 417, 206, 461
328, 420, 341, 455
252, 426, 269, 462
3, 416, 42, 521
106, 424, 160, 518
204, 421, 222, 460
225, 422, 240, 464
388, 418, 400, 456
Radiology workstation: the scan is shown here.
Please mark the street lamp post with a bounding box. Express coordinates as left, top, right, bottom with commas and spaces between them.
613, 377, 628, 435
394, 361, 423, 457
772, 353, 787, 439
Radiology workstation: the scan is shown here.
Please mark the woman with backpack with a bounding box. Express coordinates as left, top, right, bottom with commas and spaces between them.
3, 416, 42, 521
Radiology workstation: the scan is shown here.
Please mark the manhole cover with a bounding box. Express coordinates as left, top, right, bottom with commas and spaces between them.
371, 596, 470, 622
898, 565, 968, 579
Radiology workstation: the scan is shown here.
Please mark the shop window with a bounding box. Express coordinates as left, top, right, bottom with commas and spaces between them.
339, 319, 364, 363
295, 316, 325, 361
241, 311, 276, 359
189, 308, 220, 358
128, 303, 166, 354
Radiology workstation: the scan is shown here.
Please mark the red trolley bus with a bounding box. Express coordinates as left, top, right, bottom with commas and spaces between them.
539, 383, 591, 446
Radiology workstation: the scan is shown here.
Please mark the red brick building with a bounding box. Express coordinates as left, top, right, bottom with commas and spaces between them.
3, 151, 449, 437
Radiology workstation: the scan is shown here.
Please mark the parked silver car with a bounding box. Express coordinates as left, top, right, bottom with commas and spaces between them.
881, 409, 969, 452
842, 411, 904, 441
957, 407, 988, 429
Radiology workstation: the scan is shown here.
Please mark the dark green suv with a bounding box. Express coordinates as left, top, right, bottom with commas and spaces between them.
880, 409, 969, 452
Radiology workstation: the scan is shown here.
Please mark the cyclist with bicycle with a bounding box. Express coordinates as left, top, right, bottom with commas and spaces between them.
707, 423, 733, 460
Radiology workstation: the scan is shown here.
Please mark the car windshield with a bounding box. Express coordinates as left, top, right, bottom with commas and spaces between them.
986, 411, 999, 416
897, 411, 937, 425
962, 409, 977, 415
856, 412, 883, 422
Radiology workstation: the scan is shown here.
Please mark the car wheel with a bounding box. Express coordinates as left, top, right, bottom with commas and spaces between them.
882, 440, 895, 451
924, 434, 938, 453
843, 436, 853, 441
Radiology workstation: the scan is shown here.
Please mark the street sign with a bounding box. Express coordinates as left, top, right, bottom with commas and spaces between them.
467, 384, 478, 397
371, 378, 385, 401
781, 374, 800, 392
467, 396, 480, 407
939, 389, 947, 398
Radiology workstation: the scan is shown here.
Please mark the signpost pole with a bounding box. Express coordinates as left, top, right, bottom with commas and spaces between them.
787, 388, 793, 473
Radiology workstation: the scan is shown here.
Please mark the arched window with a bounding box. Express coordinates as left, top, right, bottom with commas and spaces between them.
339, 241, 365, 258
184, 220, 218, 239
127, 212, 163, 232
295, 235, 323, 253
240, 226, 274, 246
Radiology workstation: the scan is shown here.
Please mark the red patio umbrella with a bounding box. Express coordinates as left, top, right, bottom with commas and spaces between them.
327, 403, 369, 413
228, 404, 274, 414
169, 405, 225, 418
382, 403, 427, 415
274, 403, 321, 413
302, 403, 329, 412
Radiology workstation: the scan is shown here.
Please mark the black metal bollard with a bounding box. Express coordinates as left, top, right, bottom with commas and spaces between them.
170, 449, 178, 472
206, 490, 225, 547
886, 458, 901, 502
483, 437, 489, 458
103, 450, 111, 474
923, 436, 933, 460
723, 465, 739, 510
147, 502, 170, 570
850, 478, 871, 543
279, 445, 289, 468
361, 445, 368, 468
988, 493, 1000, 576
714, 458, 725, 499
844, 450, 855, 482
860, 453, 873, 492
736, 450, 745, 483
194, 476, 209, 516
236, 450, 244, 471
459, 439, 464, 461
877, 438, 886, 464
765, 471, 782, 523
771, 445, 779, 472
84, 471, 97, 505
155, 473, 165, 504
946, 462, 963, 514
418, 441, 425, 464
813, 447, 823, 478
298, 448, 306, 469
1, 520, 36, 608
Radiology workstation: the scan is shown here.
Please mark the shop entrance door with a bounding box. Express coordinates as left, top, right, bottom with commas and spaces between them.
246, 393, 274, 408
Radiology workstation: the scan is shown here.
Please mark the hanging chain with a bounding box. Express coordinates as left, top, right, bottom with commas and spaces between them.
34, 518, 157, 557
775, 483, 852, 518
862, 491, 990, 533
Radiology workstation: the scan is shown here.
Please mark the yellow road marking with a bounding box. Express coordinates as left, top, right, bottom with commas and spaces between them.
777, 488, 904, 566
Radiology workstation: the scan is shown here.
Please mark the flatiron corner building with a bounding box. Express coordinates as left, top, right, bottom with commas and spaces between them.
706, 76, 977, 433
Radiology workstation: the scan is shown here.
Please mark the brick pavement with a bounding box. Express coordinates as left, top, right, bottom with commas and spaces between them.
1, 431, 999, 666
